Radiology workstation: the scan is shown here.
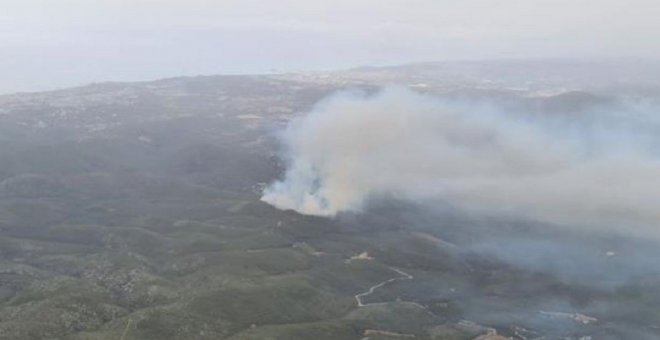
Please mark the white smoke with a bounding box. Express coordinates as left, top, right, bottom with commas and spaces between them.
262, 87, 660, 233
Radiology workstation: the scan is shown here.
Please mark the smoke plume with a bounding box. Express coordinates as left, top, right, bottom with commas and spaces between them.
262, 87, 660, 234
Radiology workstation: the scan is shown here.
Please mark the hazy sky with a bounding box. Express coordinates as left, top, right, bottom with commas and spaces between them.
1, 0, 659, 93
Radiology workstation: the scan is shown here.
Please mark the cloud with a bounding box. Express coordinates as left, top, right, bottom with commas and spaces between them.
262, 87, 660, 235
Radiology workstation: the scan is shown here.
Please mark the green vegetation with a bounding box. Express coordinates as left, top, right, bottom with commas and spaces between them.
0, 68, 658, 339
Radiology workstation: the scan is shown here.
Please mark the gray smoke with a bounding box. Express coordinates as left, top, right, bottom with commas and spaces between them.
262, 87, 660, 235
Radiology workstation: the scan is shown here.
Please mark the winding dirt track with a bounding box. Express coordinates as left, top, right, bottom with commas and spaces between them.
355, 267, 414, 307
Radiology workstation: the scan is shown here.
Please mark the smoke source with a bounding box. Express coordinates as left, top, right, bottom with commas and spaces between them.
262, 87, 660, 234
